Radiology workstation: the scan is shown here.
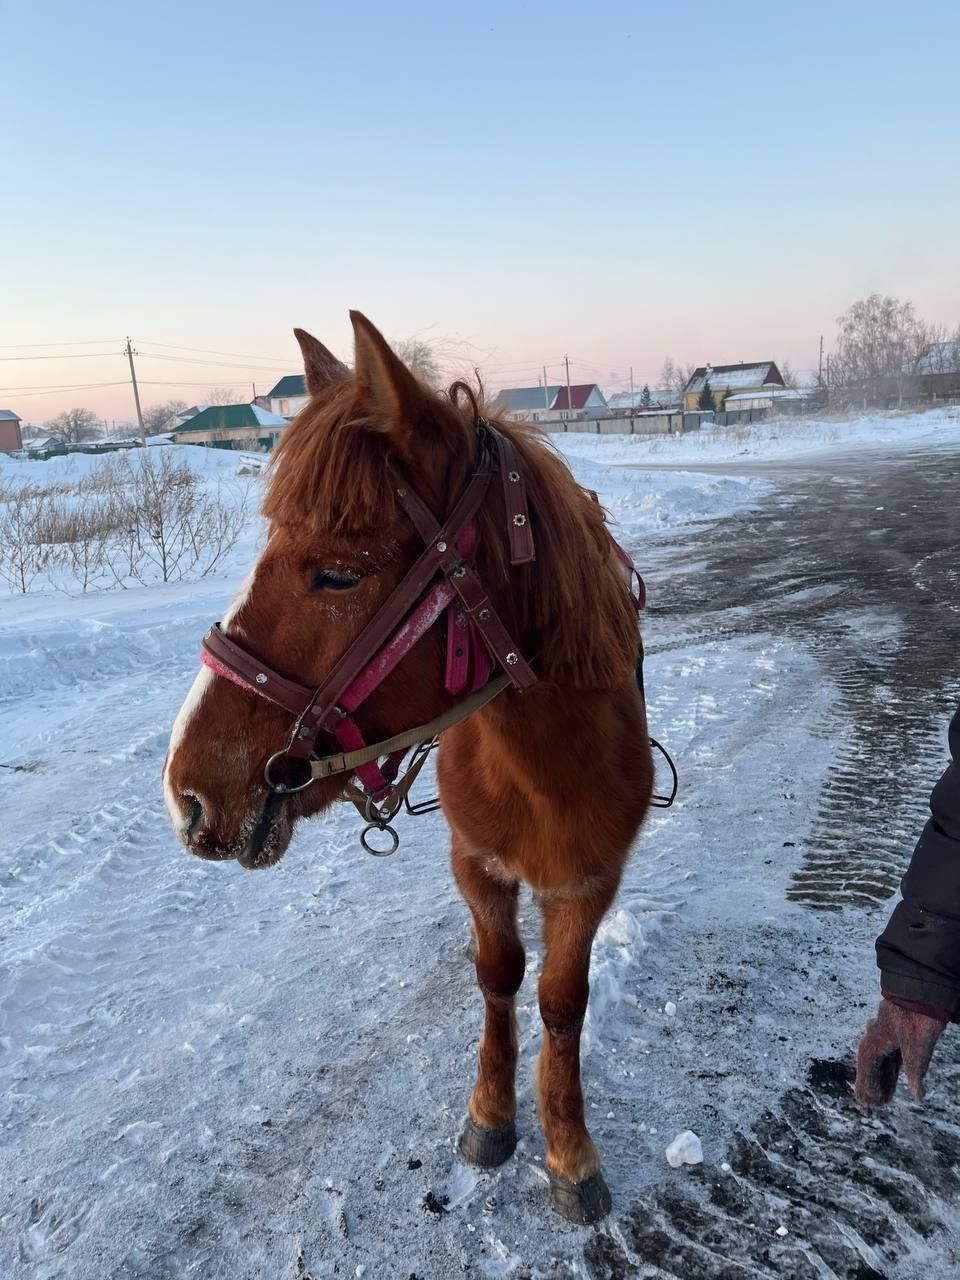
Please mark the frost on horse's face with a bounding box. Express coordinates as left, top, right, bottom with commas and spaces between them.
162, 315, 473, 869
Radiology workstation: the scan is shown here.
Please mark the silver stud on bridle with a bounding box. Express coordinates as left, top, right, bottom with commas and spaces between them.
513, 514, 527, 527
255, 672, 268, 685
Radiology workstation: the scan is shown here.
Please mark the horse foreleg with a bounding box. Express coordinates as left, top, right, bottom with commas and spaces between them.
452, 846, 525, 1168
536, 877, 619, 1224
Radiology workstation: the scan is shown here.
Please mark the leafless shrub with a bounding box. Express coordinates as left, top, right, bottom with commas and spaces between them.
108, 452, 248, 585
0, 481, 57, 594
0, 453, 251, 594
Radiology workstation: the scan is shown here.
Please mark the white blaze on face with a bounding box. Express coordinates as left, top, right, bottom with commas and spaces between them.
163, 567, 262, 830
163, 665, 215, 829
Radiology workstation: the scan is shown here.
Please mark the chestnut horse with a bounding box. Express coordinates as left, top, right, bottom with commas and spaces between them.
163, 312, 654, 1223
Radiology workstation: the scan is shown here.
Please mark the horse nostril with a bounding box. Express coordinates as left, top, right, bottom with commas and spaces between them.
182, 793, 204, 839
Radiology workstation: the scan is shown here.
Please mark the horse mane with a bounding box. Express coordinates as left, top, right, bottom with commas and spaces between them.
262, 378, 639, 690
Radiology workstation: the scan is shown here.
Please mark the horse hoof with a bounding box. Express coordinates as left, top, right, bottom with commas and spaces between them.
549, 1170, 612, 1225
458, 1117, 517, 1168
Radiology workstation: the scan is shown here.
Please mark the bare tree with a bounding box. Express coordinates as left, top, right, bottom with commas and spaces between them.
834, 294, 923, 406
206, 387, 240, 406
47, 407, 100, 444
662, 359, 697, 398
392, 338, 442, 388
778, 360, 800, 389
142, 400, 188, 435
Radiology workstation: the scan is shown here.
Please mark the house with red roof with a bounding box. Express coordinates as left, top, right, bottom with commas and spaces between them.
491, 383, 607, 424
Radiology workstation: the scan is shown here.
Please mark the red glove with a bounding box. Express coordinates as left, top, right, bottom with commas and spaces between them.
855, 996, 948, 1106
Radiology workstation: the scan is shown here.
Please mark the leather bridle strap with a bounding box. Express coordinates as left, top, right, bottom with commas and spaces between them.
279, 443, 500, 759
387, 453, 537, 692
310, 673, 511, 780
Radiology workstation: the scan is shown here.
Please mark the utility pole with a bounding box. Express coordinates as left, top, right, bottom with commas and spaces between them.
252, 381, 257, 402
564, 354, 572, 424
818, 334, 824, 386
542, 365, 550, 412
125, 337, 146, 445
629, 365, 635, 411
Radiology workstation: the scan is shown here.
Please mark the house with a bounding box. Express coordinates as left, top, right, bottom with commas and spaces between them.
724, 387, 821, 412
166, 404, 207, 431
266, 375, 310, 420
24, 434, 67, 460
909, 341, 960, 401
607, 387, 679, 415
171, 403, 288, 451
551, 385, 609, 421
490, 384, 608, 424
0, 409, 23, 453
489, 386, 562, 423
683, 362, 784, 412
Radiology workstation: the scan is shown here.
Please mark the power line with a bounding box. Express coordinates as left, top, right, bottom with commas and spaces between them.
0, 337, 124, 349
0, 351, 122, 362
136, 351, 290, 373
137, 338, 293, 363
0, 382, 129, 398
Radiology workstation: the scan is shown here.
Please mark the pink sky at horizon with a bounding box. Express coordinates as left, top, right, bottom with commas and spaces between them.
6, 2, 959, 424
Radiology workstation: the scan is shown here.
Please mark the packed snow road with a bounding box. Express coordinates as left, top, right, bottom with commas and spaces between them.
1, 430, 959, 1279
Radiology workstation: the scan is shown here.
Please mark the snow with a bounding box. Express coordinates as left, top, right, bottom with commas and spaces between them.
0, 441, 266, 487
555, 404, 960, 465
665, 1130, 703, 1168
685, 364, 776, 392
1, 412, 956, 1276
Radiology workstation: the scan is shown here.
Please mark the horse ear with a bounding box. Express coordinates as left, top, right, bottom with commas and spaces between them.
293, 328, 348, 397
349, 310, 427, 454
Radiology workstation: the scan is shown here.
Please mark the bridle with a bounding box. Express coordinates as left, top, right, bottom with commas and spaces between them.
198, 419, 669, 856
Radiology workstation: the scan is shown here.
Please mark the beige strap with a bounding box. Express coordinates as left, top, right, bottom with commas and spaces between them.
309, 674, 511, 781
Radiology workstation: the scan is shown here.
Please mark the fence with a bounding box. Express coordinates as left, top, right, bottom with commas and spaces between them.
544, 411, 708, 437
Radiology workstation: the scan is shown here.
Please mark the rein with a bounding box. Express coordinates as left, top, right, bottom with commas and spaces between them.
198, 419, 676, 854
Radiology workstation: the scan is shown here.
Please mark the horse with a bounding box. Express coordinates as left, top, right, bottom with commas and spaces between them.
162, 311, 654, 1223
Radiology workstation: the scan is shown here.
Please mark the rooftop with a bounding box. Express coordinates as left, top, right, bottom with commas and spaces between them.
267, 374, 308, 400
685, 362, 784, 394
174, 403, 287, 434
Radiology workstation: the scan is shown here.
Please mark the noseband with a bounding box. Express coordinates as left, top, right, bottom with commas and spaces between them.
199, 421, 544, 852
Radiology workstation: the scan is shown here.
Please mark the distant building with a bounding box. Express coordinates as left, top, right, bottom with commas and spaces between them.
171, 403, 288, 451
491, 384, 607, 424
165, 404, 207, 432
0, 409, 23, 453
910, 341, 960, 401
490, 386, 562, 423
724, 387, 822, 412
25, 434, 67, 459
607, 387, 679, 415
683, 362, 784, 412
266, 375, 309, 420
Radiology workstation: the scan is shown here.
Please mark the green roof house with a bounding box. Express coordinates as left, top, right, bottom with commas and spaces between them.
171, 403, 288, 451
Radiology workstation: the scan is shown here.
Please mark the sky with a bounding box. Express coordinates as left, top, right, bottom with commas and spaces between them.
3, 0, 959, 422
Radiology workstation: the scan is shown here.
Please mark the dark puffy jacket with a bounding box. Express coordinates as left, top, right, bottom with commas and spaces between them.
876, 706, 960, 1018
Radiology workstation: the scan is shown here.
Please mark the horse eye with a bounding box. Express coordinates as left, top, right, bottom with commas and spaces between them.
310, 569, 361, 592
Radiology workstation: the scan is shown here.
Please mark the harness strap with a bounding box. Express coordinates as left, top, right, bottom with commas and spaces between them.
488, 425, 536, 565
282, 448, 498, 757
309, 674, 512, 780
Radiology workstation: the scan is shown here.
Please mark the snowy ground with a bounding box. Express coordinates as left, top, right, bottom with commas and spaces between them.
553, 405, 960, 467
1, 416, 959, 1279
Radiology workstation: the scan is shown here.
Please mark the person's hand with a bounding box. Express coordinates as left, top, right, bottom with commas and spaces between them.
855, 997, 947, 1105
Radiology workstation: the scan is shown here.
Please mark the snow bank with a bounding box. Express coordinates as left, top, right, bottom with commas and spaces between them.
562, 451, 769, 543
556, 405, 959, 466
0, 442, 266, 486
